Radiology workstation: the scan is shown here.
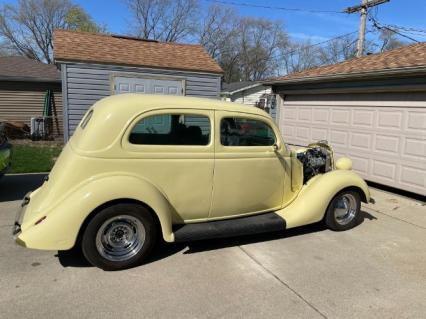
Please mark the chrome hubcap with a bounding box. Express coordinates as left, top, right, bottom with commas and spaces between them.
334, 194, 357, 225
96, 215, 145, 262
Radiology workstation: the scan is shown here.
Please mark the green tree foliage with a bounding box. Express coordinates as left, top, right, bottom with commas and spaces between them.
65, 6, 105, 33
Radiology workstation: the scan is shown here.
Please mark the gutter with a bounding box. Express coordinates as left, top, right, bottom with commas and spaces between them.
54, 59, 224, 76
224, 83, 265, 95
264, 65, 426, 85
0, 75, 61, 83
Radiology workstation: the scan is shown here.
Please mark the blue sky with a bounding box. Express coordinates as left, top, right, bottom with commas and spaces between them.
2, 0, 426, 43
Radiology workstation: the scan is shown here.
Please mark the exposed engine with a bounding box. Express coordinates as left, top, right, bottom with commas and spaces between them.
297, 144, 333, 183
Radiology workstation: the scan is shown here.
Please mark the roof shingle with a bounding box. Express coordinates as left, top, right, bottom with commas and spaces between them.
0, 56, 60, 82
271, 41, 426, 83
53, 30, 223, 74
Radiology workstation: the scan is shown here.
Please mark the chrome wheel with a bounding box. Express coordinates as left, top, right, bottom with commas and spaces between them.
95, 215, 146, 262
334, 194, 358, 226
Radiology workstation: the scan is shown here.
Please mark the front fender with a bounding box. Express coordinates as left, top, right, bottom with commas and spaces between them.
18, 174, 176, 250
276, 170, 370, 229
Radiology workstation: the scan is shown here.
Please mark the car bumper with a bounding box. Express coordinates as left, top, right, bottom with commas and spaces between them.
12, 193, 31, 247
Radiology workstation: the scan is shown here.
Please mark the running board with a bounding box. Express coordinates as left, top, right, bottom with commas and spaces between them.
173, 212, 286, 242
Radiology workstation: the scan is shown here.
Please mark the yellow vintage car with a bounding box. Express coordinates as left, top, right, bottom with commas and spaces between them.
13, 94, 370, 270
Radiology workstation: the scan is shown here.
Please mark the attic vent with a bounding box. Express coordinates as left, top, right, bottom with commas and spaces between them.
111, 34, 159, 43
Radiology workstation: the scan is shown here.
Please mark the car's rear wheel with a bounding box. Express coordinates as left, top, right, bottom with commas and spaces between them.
81, 203, 156, 270
325, 190, 361, 231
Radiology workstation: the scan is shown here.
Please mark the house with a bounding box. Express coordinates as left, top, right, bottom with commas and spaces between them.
0, 56, 63, 137
221, 81, 276, 120
53, 30, 223, 141
268, 42, 426, 196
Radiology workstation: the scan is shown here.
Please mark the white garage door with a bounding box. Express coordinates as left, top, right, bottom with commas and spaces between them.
114, 76, 183, 95
278, 92, 426, 196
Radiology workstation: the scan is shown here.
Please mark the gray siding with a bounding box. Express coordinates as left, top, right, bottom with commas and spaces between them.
61, 62, 221, 139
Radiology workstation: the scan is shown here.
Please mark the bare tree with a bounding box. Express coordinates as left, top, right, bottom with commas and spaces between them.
126, 0, 198, 42
377, 29, 406, 52
198, 6, 288, 82
198, 5, 238, 60
317, 35, 358, 65
0, 0, 103, 63
0, 40, 18, 56
281, 41, 320, 74
237, 18, 288, 81
197, 5, 241, 82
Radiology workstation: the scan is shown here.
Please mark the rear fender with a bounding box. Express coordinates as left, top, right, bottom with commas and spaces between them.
276, 170, 370, 229
19, 175, 176, 250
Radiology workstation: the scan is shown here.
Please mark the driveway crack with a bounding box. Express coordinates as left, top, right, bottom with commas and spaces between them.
239, 246, 328, 319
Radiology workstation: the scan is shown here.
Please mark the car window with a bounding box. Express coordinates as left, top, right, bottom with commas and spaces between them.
129, 114, 210, 145
220, 117, 276, 146
80, 109, 93, 129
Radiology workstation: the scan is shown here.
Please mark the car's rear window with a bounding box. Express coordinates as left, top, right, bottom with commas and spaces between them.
129, 113, 210, 146
80, 110, 93, 129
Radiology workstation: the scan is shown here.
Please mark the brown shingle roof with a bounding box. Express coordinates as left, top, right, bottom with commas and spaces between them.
53, 30, 223, 74
0, 56, 60, 82
271, 41, 426, 83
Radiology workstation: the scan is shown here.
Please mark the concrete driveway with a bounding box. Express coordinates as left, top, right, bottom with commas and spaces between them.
0, 174, 425, 319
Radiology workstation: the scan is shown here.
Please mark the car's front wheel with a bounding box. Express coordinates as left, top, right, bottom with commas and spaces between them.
81, 203, 156, 270
325, 190, 361, 231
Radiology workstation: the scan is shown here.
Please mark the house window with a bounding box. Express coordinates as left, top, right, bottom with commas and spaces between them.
129, 114, 210, 145
220, 117, 276, 146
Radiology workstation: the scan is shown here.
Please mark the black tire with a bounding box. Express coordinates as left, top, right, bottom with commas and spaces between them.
81, 203, 156, 270
325, 190, 361, 231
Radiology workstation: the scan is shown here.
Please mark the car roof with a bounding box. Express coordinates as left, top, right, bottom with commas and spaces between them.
93, 93, 269, 116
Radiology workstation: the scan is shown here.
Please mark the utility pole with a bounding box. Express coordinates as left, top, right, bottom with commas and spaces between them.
344, 0, 390, 57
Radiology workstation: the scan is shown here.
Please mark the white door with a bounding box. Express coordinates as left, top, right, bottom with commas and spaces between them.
278, 92, 426, 196
114, 77, 183, 95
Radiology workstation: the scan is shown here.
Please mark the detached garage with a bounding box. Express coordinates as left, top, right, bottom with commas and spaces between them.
53, 30, 223, 141
270, 43, 426, 196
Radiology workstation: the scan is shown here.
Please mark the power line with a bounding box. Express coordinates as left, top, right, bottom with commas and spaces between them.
284, 31, 360, 56
385, 24, 426, 35
371, 18, 420, 43
344, 0, 390, 57
204, 0, 345, 14
204, 30, 362, 65
274, 31, 375, 77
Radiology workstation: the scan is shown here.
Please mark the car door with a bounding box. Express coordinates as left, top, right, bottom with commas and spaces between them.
209, 111, 286, 219
122, 109, 214, 222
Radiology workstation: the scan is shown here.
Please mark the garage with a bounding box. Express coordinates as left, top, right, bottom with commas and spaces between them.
53, 30, 223, 140
270, 43, 426, 196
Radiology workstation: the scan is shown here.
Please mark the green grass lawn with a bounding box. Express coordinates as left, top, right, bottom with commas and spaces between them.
10, 144, 62, 173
